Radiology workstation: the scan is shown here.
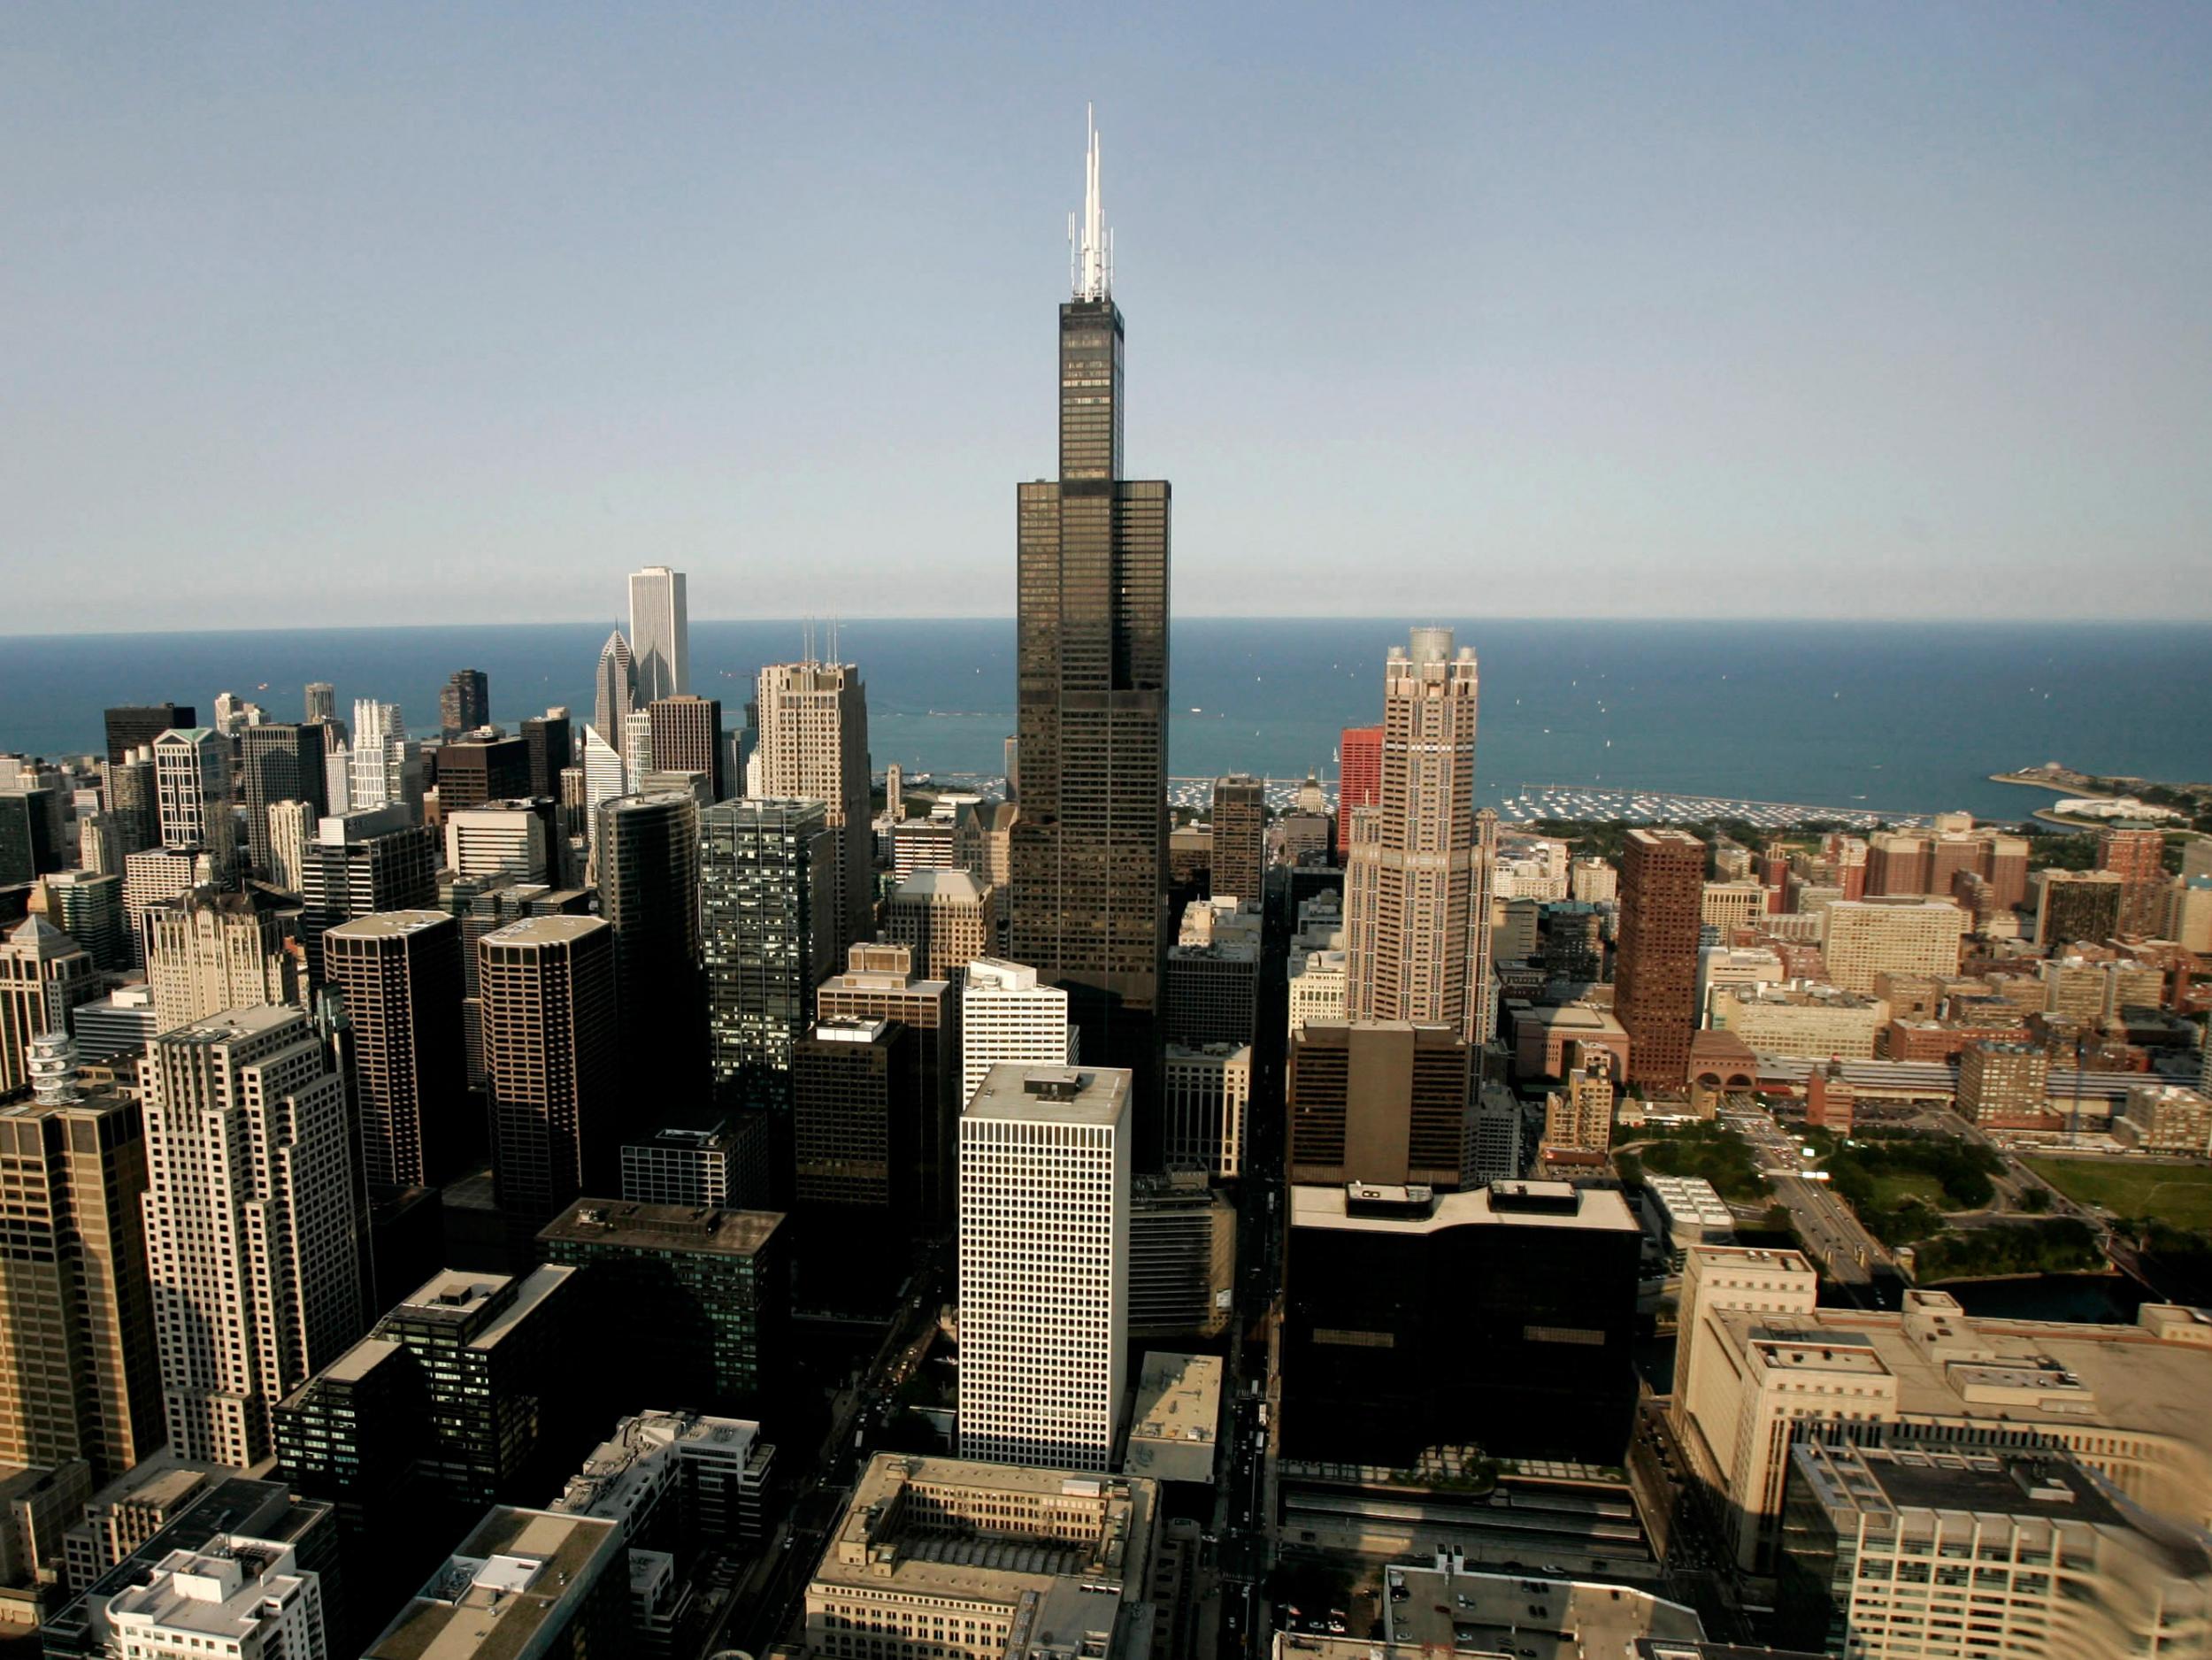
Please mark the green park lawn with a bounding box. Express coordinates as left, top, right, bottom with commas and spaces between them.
2024, 1158, 2212, 1232
1868, 1171, 1951, 1211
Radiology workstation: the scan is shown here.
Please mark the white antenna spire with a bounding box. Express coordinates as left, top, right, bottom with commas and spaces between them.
1072, 103, 1110, 302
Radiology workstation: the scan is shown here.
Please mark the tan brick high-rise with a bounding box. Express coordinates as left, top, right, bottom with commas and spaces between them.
1345, 628, 1483, 1040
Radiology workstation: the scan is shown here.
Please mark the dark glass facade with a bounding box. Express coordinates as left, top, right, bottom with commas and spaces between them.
700, 798, 833, 1104
597, 791, 704, 1089
239, 722, 328, 880
1010, 296, 1171, 1058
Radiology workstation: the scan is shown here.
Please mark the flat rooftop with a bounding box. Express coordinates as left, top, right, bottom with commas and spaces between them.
478, 914, 606, 947
1292, 1181, 1640, 1236
965, 1064, 1131, 1128
1381, 1565, 1704, 1660
1123, 1352, 1223, 1486
325, 910, 450, 939
539, 1199, 785, 1257
365, 1507, 624, 1660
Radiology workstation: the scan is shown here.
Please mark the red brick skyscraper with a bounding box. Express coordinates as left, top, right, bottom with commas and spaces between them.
2098, 826, 2167, 935
1339, 726, 1383, 811
1616, 827, 1706, 1088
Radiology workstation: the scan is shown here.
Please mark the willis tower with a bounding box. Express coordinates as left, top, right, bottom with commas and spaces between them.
1009, 110, 1170, 1072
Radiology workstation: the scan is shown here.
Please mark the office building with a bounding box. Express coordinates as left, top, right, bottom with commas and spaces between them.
1778, 1439, 2212, 1660
1466, 1079, 1524, 1184
442, 799, 553, 881
646, 695, 723, 799
2032, 868, 2128, 947
592, 630, 635, 761
620, 1123, 744, 1210
805, 1454, 1160, 1660
479, 916, 616, 1263
627, 566, 689, 705
2115, 1083, 2212, 1156
699, 798, 833, 1099
1286, 946, 1348, 1037
540, 1201, 789, 1415
104, 745, 161, 857
320, 744, 350, 816
0, 916, 102, 1095
754, 659, 872, 957
1672, 1253, 2212, 1573
1701, 880, 1768, 934
296, 806, 438, 980
104, 706, 195, 769
141, 1006, 364, 1467
1570, 856, 1618, 903
955, 798, 1018, 891
150, 728, 237, 880
1164, 903, 1260, 1049
1954, 1041, 2052, 1127
363, 1507, 626, 1660
1542, 1042, 1617, 1156
792, 1018, 923, 1289
297, 683, 334, 725
1824, 897, 1968, 994
322, 912, 465, 1189
550, 1406, 773, 1547
103, 1537, 328, 1660
1339, 724, 1382, 811
439, 668, 489, 737
1287, 1020, 1475, 1190
43, 871, 128, 972
959, 957, 1075, 1106
817, 943, 959, 1230
142, 887, 296, 1035
1345, 628, 1482, 1040
1616, 827, 1709, 1088
0, 785, 61, 886
1283, 1180, 1641, 1466
434, 733, 528, 814
0, 1039, 161, 1484
596, 791, 703, 1084
1128, 1172, 1235, 1341
1210, 774, 1265, 910
884, 866, 997, 982
1863, 824, 2031, 911
1163, 1042, 1250, 1179
361, 1265, 580, 1504
69, 986, 162, 1068
621, 708, 655, 792
1007, 124, 1170, 1065
520, 710, 572, 799
1709, 981, 1892, 1059
238, 724, 326, 880
577, 724, 625, 842
958, 1064, 1130, 1471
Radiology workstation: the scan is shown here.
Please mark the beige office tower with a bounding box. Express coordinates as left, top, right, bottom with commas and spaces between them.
958, 1064, 1130, 1472
883, 867, 998, 982
1543, 1042, 1617, 1155
0, 1034, 163, 1482
1210, 774, 1265, 911
0, 916, 103, 1096
755, 659, 872, 958
142, 888, 298, 1034
1346, 627, 1482, 1039
140, 1005, 364, 1467
1822, 897, 1968, 994
266, 799, 314, 894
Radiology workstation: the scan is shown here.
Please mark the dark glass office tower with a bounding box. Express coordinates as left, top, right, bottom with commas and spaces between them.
1008, 117, 1170, 1069
239, 723, 327, 880
103, 704, 195, 767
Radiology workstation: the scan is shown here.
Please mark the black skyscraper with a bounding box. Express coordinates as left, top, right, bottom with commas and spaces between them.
439, 668, 489, 736
239, 724, 329, 879
1008, 115, 1170, 1066
103, 704, 195, 766
520, 712, 572, 799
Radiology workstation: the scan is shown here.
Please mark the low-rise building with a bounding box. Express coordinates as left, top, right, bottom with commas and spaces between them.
361, 1507, 626, 1660
1121, 1352, 1222, 1491
105, 1542, 326, 1660
803, 1455, 1160, 1660
1709, 981, 1890, 1060
2116, 1084, 2212, 1156
1645, 1176, 1734, 1249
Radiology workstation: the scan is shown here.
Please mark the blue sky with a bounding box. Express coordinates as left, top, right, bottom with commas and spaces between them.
4, 4, 2208, 627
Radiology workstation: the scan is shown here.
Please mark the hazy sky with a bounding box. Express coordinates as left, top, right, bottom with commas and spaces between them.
6, 4, 2208, 629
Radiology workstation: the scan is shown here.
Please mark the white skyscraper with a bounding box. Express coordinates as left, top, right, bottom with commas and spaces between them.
594, 630, 635, 759
140, 1004, 364, 1467
957, 1063, 1129, 1472
323, 745, 352, 816
622, 709, 655, 794
349, 701, 406, 814
628, 565, 689, 705
151, 727, 237, 877
959, 957, 1076, 1106
580, 726, 626, 847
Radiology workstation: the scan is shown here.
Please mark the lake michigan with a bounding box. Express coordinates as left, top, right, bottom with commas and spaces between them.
3, 618, 2208, 823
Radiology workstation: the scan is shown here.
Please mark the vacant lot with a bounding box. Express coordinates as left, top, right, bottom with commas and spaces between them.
2025, 1158, 2212, 1232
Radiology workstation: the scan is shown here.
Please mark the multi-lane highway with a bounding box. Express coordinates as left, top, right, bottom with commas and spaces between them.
1721, 1099, 1893, 1305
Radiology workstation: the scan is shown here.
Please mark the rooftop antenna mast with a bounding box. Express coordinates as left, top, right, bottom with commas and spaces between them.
1069, 104, 1110, 302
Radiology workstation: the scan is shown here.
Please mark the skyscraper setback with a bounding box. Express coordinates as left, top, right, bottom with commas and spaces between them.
1008, 115, 1171, 1062
1344, 628, 1484, 1038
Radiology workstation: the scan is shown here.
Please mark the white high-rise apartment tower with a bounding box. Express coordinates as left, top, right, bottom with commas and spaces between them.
755, 658, 872, 958
140, 1004, 364, 1467
349, 701, 406, 814
958, 1063, 1130, 1472
959, 957, 1076, 1105
628, 566, 689, 706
